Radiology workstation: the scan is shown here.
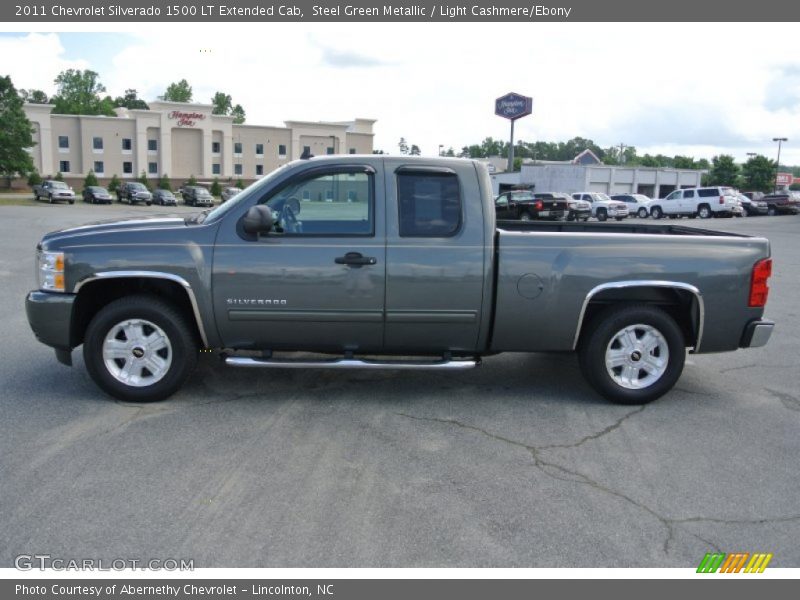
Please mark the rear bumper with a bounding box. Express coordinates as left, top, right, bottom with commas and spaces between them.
740, 319, 774, 348
25, 290, 76, 351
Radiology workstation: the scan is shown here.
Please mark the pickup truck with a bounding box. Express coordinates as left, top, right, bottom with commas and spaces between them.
25, 156, 775, 405
116, 182, 153, 205
33, 180, 76, 204
494, 190, 567, 221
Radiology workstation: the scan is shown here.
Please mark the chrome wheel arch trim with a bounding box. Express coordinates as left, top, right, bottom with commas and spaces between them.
73, 271, 209, 347
571, 280, 704, 352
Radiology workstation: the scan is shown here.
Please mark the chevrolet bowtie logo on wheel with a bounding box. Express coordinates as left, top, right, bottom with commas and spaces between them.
697, 552, 773, 573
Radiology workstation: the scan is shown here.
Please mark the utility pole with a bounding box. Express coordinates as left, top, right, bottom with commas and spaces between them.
618, 143, 628, 165
772, 137, 787, 192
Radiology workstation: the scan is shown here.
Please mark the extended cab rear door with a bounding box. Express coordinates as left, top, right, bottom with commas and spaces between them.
382, 160, 487, 354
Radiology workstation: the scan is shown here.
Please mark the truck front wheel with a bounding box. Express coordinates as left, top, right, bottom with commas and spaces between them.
578, 304, 685, 405
83, 295, 198, 402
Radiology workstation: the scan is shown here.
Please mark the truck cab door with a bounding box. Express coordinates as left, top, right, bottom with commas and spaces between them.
383, 162, 487, 354
495, 193, 510, 219
211, 164, 386, 353
663, 190, 681, 214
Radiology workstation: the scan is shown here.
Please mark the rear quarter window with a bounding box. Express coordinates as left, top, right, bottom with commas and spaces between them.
398, 171, 462, 237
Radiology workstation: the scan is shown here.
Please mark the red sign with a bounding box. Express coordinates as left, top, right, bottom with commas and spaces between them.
168, 110, 206, 127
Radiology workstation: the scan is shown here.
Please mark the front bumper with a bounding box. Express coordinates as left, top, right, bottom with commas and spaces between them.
25, 290, 76, 353
567, 209, 591, 220
740, 319, 774, 348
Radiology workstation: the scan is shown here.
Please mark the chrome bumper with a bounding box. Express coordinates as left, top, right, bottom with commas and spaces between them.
740, 319, 774, 348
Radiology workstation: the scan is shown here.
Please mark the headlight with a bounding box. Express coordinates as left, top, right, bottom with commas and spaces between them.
38, 250, 65, 292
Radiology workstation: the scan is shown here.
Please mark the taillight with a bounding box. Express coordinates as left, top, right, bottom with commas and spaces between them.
535, 200, 543, 210
719, 196, 725, 204
749, 258, 772, 307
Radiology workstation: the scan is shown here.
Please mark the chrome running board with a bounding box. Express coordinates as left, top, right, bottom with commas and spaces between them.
225, 356, 479, 370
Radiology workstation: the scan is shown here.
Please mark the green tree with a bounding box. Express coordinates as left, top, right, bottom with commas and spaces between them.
107, 174, 121, 194
210, 177, 222, 197
235, 178, 244, 188
372, 149, 385, 155
707, 154, 739, 186
113, 89, 149, 110
789, 182, 800, 191
444, 147, 455, 157
54, 171, 64, 181
187, 174, 198, 186
160, 79, 192, 102
398, 138, 409, 155
51, 69, 115, 116
741, 155, 777, 192
27, 170, 42, 187
158, 173, 172, 191
83, 170, 99, 189
211, 92, 232, 115
409, 144, 421, 156
19, 88, 49, 104
138, 170, 151, 190
231, 104, 245, 124
0, 75, 36, 187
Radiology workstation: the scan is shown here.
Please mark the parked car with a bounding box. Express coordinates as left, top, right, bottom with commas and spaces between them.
649, 187, 738, 219
735, 192, 768, 216
25, 156, 775, 406
761, 191, 800, 216
742, 191, 765, 202
152, 189, 177, 206
494, 190, 566, 221
572, 192, 629, 221
33, 180, 75, 204
82, 186, 113, 204
610, 194, 653, 218
532, 192, 590, 221
182, 186, 215, 207
221, 187, 242, 202
117, 182, 153, 205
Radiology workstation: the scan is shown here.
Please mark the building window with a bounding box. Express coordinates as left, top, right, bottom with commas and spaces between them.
58, 136, 69, 150
59, 160, 70, 173
147, 139, 157, 152
302, 190, 310, 200
255, 143, 264, 156
325, 189, 334, 201
212, 141, 220, 154
234, 142, 242, 155
92, 136, 103, 151
234, 164, 243, 175
303, 145, 311, 156
256, 165, 264, 176
148, 162, 158, 174
93, 161, 104, 174
278, 144, 287, 156
397, 170, 462, 237
212, 163, 221, 175
326, 147, 334, 155
349, 148, 356, 154
123, 161, 133, 174
121, 138, 132, 151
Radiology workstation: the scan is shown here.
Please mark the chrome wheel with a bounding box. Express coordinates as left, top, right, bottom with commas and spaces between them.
102, 319, 173, 387
605, 324, 669, 390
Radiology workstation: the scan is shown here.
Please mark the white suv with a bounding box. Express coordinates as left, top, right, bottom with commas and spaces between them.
571, 192, 629, 221
649, 187, 739, 219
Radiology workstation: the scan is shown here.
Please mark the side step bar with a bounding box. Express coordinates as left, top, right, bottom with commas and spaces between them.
224, 356, 479, 370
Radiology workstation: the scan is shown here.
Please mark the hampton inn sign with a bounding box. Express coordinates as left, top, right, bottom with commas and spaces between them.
169, 110, 206, 127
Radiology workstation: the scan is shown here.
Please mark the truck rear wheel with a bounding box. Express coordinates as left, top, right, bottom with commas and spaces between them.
597, 209, 608, 222
578, 304, 685, 405
698, 204, 712, 219
83, 295, 198, 402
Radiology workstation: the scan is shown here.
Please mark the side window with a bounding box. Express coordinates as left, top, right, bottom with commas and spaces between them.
684, 190, 695, 198
697, 188, 718, 197
397, 170, 462, 237
259, 169, 373, 236
665, 191, 680, 200
495, 194, 508, 207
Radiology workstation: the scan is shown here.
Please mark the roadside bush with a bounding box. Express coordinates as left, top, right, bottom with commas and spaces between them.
107, 174, 121, 194
187, 174, 198, 186
235, 178, 244, 189
83, 170, 99, 189
27, 170, 42, 188
138, 171, 151, 190
159, 173, 172, 191
210, 177, 222, 197
54, 172, 64, 181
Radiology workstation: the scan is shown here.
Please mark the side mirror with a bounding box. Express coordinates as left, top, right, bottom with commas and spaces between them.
242, 205, 274, 235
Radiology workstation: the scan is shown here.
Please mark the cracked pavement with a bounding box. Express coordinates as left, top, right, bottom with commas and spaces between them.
1, 205, 799, 567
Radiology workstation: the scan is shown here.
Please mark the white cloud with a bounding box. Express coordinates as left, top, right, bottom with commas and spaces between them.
0, 33, 89, 95
4, 23, 800, 164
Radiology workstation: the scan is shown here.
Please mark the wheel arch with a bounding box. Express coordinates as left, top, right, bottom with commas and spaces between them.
71, 272, 209, 348
572, 281, 704, 352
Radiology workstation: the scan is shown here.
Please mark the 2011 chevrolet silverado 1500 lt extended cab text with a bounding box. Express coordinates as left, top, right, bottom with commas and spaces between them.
25, 156, 775, 404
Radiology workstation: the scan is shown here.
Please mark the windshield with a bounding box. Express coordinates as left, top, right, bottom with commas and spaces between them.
203, 162, 294, 224
130, 183, 146, 190
595, 193, 612, 201
51, 181, 68, 189
89, 186, 106, 193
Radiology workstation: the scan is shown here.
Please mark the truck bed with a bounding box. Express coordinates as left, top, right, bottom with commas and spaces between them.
497, 219, 749, 237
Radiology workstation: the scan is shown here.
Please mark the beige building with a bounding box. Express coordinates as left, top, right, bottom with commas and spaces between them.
23, 101, 376, 184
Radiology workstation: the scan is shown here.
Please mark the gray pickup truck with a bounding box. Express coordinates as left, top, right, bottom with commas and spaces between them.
25, 156, 775, 404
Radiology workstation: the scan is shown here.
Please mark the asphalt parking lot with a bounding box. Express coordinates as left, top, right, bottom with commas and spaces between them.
1, 202, 798, 568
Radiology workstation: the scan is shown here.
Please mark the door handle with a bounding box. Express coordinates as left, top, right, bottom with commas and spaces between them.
335, 252, 377, 267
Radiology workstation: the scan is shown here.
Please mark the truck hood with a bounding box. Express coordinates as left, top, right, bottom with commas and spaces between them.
41, 214, 192, 245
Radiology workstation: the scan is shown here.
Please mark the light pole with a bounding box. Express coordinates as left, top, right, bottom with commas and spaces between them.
773, 137, 788, 192
438, 144, 444, 156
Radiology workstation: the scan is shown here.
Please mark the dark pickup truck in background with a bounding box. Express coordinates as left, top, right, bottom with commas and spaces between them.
494, 190, 569, 221
762, 191, 800, 216
26, 157, 774, 405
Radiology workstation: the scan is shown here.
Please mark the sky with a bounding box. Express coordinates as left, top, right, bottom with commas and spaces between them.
2, 23, 800, 165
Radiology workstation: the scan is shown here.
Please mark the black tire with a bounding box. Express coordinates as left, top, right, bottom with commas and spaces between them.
83, 295, 199, 402
615, 216, 624, 221
638, 207, 648, 218
698, 204, 712, 219
519, 211, 532, 222
68, 200, 74, 205
146, 201, 152, 206
597, 209, 608, 222
767, 205, 777, 216
578, 304, 686, 405
48, 194, 54, 204
650, 206, 663, 219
